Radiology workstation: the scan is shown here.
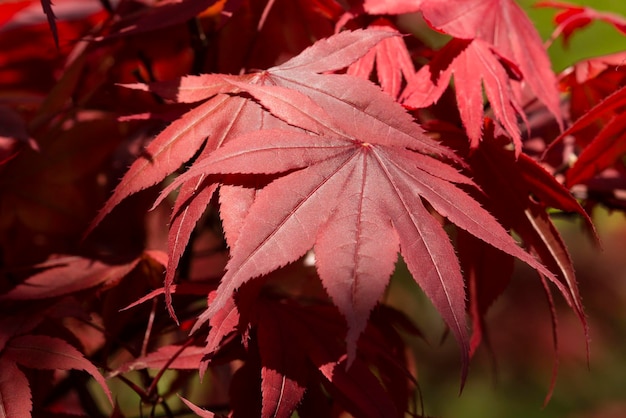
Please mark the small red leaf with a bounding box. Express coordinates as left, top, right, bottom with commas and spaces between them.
421, 0, 562, 129
538, 1, 626, 46
403, 38, 523, 152
111, 345, 205, 376
179, 396, 216, 418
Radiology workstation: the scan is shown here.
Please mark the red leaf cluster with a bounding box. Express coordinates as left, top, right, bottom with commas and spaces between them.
1, 0, 624, 417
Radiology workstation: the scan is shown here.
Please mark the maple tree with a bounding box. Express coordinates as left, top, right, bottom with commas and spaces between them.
2, 0, 626, 417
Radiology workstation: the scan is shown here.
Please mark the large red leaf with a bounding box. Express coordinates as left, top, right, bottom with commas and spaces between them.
169, 82, 555, 376
4, 335, 112, 404
96, 29, 400, 321
420, 0, 562, 129
0, 357, 31, 418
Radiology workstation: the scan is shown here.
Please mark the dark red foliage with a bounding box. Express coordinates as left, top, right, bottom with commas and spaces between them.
1, 0, 623, 417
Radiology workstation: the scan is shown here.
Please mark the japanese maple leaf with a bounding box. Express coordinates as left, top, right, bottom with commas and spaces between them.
88, 29, 398, 321
413, 0, 562, 151
167, 77, 555, 376
402, 38, 525, 151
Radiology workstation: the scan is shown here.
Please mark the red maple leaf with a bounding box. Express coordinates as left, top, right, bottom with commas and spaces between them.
408, 0, 562, 152
90, 29, 560, 395
165, 69, 555, 379
402, 38, 525, 151
89, 29, 398, 322
421, 0, 561, 122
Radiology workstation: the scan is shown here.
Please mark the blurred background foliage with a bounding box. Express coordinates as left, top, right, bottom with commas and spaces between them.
383, 2, 626, 416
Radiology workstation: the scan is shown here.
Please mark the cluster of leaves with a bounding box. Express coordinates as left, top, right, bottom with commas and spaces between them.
2, 0, 626, 417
